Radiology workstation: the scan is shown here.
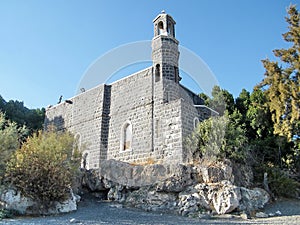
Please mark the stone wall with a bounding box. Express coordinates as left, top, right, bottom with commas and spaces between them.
106, 67, 154, 163
152, 36, 180, 82
45, 85, 105, 169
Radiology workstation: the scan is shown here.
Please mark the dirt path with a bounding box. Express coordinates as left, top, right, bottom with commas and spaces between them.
0, 197, 300, 225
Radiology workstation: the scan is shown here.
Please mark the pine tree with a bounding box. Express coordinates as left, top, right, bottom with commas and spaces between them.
259, 5, 300, 141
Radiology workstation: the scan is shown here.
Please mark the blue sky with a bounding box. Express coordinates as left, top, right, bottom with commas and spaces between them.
0, 0, 295, 108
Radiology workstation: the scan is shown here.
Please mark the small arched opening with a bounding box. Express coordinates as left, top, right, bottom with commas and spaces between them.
155, 64, 161, 82
158, 21, 164, 35
120, 121, 132, 151
74, 133, 81, 149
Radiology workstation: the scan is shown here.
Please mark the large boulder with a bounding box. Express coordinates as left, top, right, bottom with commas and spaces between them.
239, 187, 270, 212
178, 181, 241, 215
0, 188, 79, 215
0, 188, 35, 215
211, 181, 241, 214
178, 181, 269, 216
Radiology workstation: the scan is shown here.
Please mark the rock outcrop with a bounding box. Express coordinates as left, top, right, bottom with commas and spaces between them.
0, 159, 270, 217
0, 188, 80, 215
177, 182, 270, 216
81, 159, 270, 216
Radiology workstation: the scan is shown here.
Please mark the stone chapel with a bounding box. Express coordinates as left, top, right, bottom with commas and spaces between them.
45, 11, 216, 169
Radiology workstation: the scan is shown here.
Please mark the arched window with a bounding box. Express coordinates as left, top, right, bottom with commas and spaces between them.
74, 133, 81, 149
158, 21, 164, 35
155, 64, 160, 82
120, 121, 132, 151
193, 117, 200, 129
73, 133, 81, 156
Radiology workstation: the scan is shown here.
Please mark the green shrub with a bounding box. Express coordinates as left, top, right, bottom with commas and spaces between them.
185, 115, 247, 162
0, 112, 27, 183
5, 130, 81, 204
254, 163, 299, 198
267, 167, 299, 198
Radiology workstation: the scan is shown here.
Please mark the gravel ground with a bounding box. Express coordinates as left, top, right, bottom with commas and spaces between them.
1, 197, 300, 225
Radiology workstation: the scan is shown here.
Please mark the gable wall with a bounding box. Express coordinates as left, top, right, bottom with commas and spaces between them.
45, 85, 105, 169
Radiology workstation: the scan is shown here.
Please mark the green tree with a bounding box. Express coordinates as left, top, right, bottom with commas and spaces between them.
246, 89, 274, 139
26, 108, 45, 131
0, 95, 45, 134
5, 130, 82, 205
259, 5, 300, 141
207, 86, 235, 115
198, 93, 210, 106
0, 112, 28, 183
0, 96, 5, 112
235, 89, 251, 116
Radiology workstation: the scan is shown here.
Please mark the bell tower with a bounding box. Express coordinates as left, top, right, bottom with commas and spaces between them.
152, 11, 180, 83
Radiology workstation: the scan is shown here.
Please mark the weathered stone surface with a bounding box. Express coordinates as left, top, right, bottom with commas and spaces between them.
177, 181, 270, 216
212, 181, 241, 214
0, 188, 79, 215
178, 185, 210, 216
232, 163, 254, 188
239, 187, 270, 212
0, 188, 35, 215
255, 212, 269, 218
52, 191, 80, 214
80, 160, 269, 216
83, 160, 198, 191
107, 184, 127, 202
155, 164, 196, 192
82, 169, 106, 191
200, 161, 234, 183
126, 186, 177, 212
178, 181, 241, 215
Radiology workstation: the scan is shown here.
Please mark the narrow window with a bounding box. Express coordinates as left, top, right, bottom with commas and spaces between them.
167, 22, 175, 37
174, 66, 179, 83
194, 117, 199, 129
155, 119, 160, 138
172, 24, 175, 38
81, 152, 88, 169
167, 22, 171, 35
155, 64, 160, 82
121, 121, 132, 151
164, 91, 170, 103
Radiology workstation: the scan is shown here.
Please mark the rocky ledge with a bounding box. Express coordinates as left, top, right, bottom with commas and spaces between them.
0, 159, 269, 217
81, 159, 270, 217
